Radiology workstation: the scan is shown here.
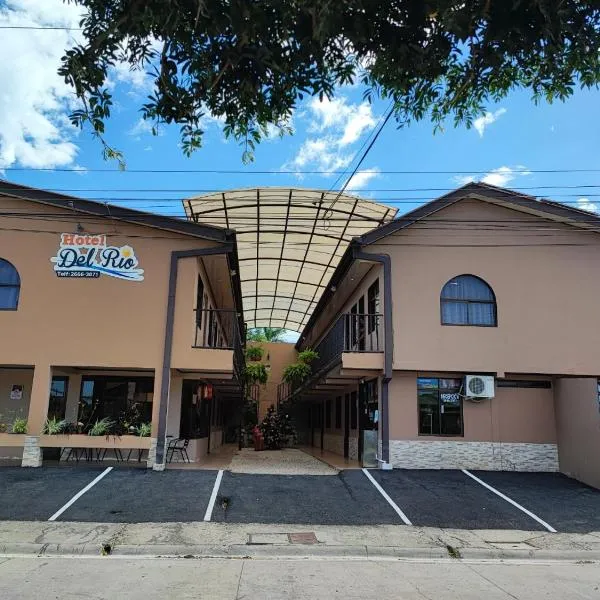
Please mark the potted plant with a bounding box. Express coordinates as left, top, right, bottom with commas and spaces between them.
10, 418, 27, 434
136, 423, 151, 437
43, 417, 67, 435
298, 349, 318, 364
245, 345, 264, 362
282, 362, 311, 386
87, 417, 114, 437
244, 362, 269, 385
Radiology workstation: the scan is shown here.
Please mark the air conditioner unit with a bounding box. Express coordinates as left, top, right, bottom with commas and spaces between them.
464, 375, 495, 399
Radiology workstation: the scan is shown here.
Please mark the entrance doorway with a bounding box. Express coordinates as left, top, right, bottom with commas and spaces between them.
359, 379, 379, 467
179, 380, 212, 443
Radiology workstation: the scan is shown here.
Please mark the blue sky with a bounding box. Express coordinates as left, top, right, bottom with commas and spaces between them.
1, 0, 599, 223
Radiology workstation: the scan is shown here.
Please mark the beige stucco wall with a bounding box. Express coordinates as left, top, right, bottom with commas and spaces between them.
250, 341, 298, 419
0, 196, 233, 371
0, 196, 236, 449
554, 378, 600, 489
388, 372, 556, 443
372, 198, 600, 376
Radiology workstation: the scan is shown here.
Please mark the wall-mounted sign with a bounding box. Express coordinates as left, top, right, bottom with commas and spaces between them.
440, 392, 460, 404
50, 234, 144, 281
10, 384, 23, 401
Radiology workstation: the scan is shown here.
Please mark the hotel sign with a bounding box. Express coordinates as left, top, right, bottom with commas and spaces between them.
51, 234, 144, 281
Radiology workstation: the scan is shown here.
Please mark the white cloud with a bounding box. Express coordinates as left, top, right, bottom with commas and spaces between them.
345, 168, 380, 191
453, 165, 531, 189
0, 0, 84, 168
0, 1, 161, 169
289, 138, 353, 173
473, 108, 507, 137
128, 118, 153, 138
576, 197, 598, 213
309, 97, 376, 146
285, 96, 377, 174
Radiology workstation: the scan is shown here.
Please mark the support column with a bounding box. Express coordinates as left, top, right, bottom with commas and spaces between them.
64, 374, 82, 423
149, 367, 166, 470
22, 364, 52, 467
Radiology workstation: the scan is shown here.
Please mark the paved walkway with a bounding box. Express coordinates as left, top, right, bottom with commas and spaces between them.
3, 554, 600, 600
0, 520, 599, 561
1, 554, 599, 600
229, 448, 337, 475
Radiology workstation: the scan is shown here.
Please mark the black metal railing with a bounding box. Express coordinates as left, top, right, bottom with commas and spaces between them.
278, 312, 383, 403
343, 313, 383, 353
193, 308, 240, 350
193, 308, 245, 381
277, 381, 292, 406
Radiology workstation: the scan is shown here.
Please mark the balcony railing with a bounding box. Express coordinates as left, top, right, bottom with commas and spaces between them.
277, 381, 292, 406
343, 313, 383, 353
193, 308, 245, 382
279, 313, 383, 403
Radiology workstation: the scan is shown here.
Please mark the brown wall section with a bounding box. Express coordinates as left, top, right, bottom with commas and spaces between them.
372, 199, 600, 377
250, 341, 297, 419
388, 372, 556, 443
554, 378, 600, 489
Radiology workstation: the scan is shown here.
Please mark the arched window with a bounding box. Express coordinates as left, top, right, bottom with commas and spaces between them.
0, 259, 20, 310
440, 275, 496, 326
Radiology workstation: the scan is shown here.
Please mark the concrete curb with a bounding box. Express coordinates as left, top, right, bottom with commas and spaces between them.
1, 542, 599, 562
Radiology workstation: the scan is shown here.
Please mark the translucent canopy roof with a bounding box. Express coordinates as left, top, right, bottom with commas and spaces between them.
184, 188, 397, 332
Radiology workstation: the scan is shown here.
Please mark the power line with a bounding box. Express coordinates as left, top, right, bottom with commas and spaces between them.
4, 184, 600, 193
0, 25, 82, 30
3, 195, 599, 205
2, 225, 598, 247
3, 167, 600, 174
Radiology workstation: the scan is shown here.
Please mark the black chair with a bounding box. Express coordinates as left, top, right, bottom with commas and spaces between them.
167, 438, 191, 463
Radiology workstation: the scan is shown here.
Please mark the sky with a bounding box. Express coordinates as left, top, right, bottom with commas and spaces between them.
1, 0, 600, 340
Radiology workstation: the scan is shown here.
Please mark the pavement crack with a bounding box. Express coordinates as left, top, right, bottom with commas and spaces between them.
464, 563, 520, 600
235, 559, 245, 599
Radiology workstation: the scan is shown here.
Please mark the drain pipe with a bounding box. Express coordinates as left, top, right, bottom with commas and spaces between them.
154, 243, 238, 470
353, 248, 393, 470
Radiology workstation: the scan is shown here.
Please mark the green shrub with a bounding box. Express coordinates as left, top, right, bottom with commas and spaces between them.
43, 417, 67, 435
245, 345, 264, 361
282, 362, 311, 386
87, 417, 114, 436
245, 362, 268, 385
298, 349, 319, 364
11, 418, 28, 434
136, 423, 152, 437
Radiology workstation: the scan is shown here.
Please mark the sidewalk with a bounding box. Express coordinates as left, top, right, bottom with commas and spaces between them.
1, 521, 599, 561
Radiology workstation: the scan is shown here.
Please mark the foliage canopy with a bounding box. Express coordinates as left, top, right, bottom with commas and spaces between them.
61, 1, 600, 162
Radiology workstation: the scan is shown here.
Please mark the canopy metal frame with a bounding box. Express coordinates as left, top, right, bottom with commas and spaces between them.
184, 188, 397, 332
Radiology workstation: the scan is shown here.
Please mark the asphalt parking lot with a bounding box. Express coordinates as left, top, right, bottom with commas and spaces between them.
1, 466, 599, 532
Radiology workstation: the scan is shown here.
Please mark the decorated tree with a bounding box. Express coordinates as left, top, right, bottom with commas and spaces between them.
59, 1, 600, 163
259, 403, 297, 450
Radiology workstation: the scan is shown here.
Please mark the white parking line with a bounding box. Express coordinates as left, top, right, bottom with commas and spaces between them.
203, 469, 224, 522
362, 468, 412, 525
48, 467, 113, 522
462, 469, 557, 533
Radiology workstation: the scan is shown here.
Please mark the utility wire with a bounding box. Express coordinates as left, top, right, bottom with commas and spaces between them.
0, 25, 83, 30
3, 167, 600, 174
3, 184, 600, 193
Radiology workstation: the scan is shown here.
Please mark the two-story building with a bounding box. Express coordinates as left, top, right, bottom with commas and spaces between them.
0, 180, 244, 469
289, 182, 600, 489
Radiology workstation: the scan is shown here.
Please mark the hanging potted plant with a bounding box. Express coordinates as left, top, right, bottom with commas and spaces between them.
244, 362, 269, 385
245, 345, 264, 362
